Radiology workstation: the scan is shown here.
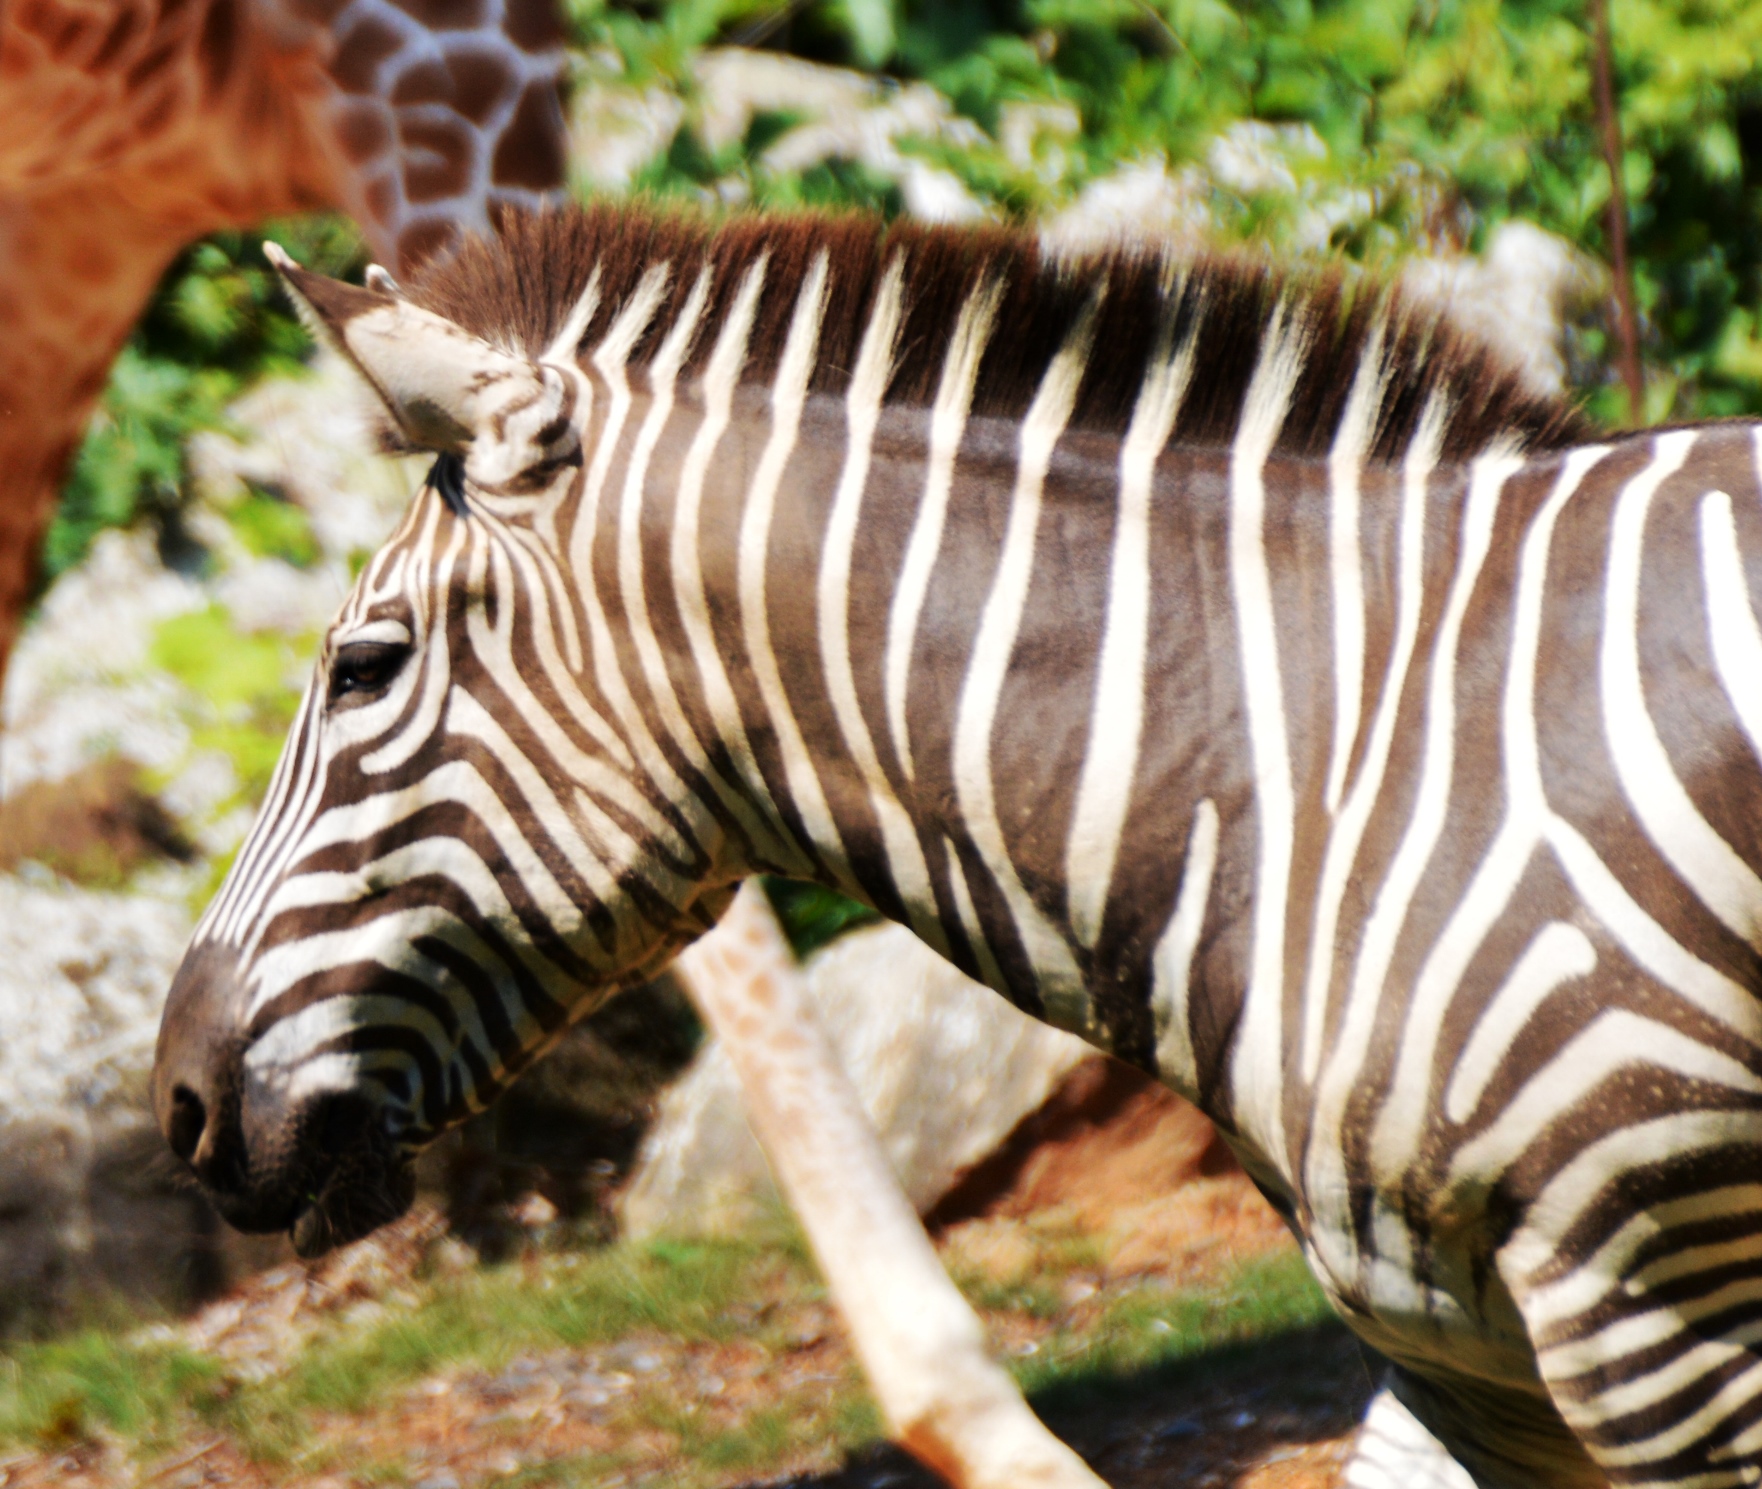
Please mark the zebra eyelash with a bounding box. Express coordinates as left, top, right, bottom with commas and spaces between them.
429, 453, 470, 518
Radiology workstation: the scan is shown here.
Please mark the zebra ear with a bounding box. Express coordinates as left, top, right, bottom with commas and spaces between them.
264, 244, 579, 495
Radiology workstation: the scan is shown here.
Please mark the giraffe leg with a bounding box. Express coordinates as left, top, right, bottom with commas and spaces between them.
1345, 1384, 1479, 1489
673, 882, 1109, 1489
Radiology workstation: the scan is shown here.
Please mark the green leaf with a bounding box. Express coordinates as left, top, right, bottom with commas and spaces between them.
837, 0, 898, 67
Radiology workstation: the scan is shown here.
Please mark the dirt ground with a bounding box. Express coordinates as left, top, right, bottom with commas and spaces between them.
0, 1059, 1379, 1489
785, 1324, 1373, 1489
0, 1253, 1372, 1489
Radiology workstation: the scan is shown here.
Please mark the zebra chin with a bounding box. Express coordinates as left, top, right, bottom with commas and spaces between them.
152, 941, 418, 1257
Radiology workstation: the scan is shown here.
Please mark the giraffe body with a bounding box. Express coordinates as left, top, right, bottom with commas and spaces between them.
0, 0, 566, 675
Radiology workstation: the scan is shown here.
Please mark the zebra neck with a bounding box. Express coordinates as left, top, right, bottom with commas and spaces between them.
575, 340, 1441, 1075
592, 367, 1320, 1065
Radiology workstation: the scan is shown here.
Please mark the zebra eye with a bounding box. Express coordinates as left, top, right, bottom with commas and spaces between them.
330, 641, 410, 701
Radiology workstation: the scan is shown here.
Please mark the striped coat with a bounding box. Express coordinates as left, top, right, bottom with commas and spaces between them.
155, 205, 1762, 1486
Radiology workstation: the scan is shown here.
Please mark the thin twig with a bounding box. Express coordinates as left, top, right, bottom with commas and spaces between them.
1587, 0, 1643, 422
1128, 0, 1191, 60
728, 0, 812, 51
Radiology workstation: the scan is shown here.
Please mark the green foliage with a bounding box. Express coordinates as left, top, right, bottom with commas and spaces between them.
762, 877, 881, 957
570, 0, 1762, 421
42, 0, 1762, 594
42, 217, 365, 586
0, 1227, 1331, 1485
148, 604, 314, 831
224, 486, 322, 569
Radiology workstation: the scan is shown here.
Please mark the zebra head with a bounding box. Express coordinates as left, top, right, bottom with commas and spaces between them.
152, 250, 733, 1255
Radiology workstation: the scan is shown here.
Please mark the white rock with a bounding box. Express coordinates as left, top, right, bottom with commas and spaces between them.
569, 70, 686, 193
620, 922, 1092, 1238
188, 350, 425, 567
1039, 156, 1211, 256
0, 355, 427, 1310
0, 870, 195, 1116
571, 47, 992, 224
1402, 220, 1606, 397
0, 529, 203, 798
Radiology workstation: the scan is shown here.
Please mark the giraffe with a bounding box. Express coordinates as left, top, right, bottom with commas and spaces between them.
0, 0, 569, 681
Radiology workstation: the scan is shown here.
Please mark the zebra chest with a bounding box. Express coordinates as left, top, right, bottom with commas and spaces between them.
1296, 1196, 1541, 1393
1222, 1100, 1546, 1401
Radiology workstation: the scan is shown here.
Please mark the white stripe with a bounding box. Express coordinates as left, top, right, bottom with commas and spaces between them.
1545, 814, 1754, 1037
1353, 446, 1609, 1133
612, 270, 796, 869
1444, 921, 1596, 1123
1150, 798, 1219, 1090
736, 252, 851, 880
1701, 489, 1762, 768
944, 836, 1007, 994
1508, 1112, 1762, 1304
617, 264, 713, 763
665, 260, 801, 864
1548, 1309, 1762, 1467
1065, 283, 1196, 949
1453, 1010, 1762, 1198
1299, 400, 1447, 1295
212, 501, 455, 941
1323, 323, 1391, 814
541, 266, 602, 365
244, 755, 587, 976
952, 296, 1099, 1033
1560, 1324, 1762, 1457
534, 266, 605, 566
360, 578, 456, 781
568, 784, 695, 913
204, 683, 321, 944
1298, 398, 1446, 1081
502, 521, 619, 757
245, 992, 479, 1103
558, 266, 713, 870
815, 260, 947, 949
464, 528, 689, 862
1225, 300, 1309, 1151
214, 493, 450, 936
1527, 1183, 1762, 1330
884, 279, 1004, 783
1359, 444, 1524, 1181
1602, 431, 1762, 946
246, 898, 534, 1020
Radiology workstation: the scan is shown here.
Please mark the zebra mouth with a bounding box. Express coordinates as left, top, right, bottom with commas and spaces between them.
285, 1098, 416, 1258
288, 1151, 415, 1258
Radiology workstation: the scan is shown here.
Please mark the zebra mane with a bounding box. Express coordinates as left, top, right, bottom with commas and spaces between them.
406, 201, 1590, 466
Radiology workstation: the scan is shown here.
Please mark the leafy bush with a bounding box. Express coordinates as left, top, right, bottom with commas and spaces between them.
40, 217, 365, 587
48, 1, 1762, 589
569, 0, 1762, 423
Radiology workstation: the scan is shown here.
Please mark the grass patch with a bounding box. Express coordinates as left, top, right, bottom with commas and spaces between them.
0, 1222, 1332, 1487
1013, 1250, 1332, 1394
148, 602, 316, 832
227, 1235, 818, 1453
0, 1330, 225, 1451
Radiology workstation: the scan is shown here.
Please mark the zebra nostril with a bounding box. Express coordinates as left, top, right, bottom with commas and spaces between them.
167, 1084, 206, 1165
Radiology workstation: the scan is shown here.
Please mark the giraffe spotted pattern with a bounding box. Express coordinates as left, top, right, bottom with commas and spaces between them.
0, 0, 566, 678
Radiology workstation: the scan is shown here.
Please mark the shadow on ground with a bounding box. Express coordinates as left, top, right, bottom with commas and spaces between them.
768, 1324, 1376, 1489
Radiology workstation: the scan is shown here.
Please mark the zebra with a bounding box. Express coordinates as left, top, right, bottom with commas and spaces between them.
149, 199, 1762, 1486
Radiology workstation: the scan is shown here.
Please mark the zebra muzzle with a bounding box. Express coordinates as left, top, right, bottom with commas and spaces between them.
286, 1095, 416, 1258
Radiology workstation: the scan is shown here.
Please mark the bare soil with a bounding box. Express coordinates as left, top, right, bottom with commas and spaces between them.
0, 1058, 1375, 1488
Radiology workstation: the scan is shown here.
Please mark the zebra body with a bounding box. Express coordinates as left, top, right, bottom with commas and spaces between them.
155, 208, 1762, 1486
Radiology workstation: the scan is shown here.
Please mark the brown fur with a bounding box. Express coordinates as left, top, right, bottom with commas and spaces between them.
411, 201, 1592, 467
